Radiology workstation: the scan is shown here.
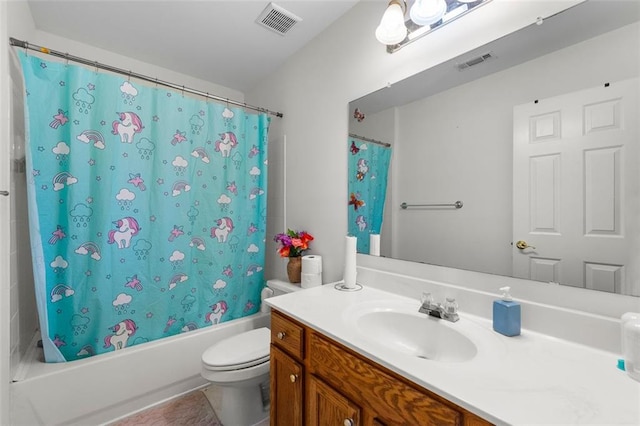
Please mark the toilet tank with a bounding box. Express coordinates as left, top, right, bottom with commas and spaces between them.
260, 279, 301, 313
266, 279, 302, 297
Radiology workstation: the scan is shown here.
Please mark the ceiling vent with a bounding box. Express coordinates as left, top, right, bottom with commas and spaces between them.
456, 52, 495, 71
256, 3, 302, 36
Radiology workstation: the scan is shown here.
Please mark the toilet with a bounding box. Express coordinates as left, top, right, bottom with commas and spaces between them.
201, 279, 301, 426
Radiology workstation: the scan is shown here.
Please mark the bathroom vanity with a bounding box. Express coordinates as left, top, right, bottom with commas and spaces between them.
270, 309, 489, 425
266, 279, 640, 425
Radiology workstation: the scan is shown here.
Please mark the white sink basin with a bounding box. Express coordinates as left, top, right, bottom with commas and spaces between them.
350, 301, 478, 362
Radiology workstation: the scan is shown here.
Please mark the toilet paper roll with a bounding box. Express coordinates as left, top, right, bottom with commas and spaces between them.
301, 255, 323, 288
369, 234, 380, 256
343, 236, 357, 289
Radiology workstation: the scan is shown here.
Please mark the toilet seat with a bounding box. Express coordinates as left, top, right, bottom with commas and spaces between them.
202, 327, 270, 371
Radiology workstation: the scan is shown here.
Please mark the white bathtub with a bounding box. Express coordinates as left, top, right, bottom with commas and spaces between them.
10, 312, 270, 426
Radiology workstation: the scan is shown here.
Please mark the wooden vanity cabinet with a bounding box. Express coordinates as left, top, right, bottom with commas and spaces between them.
270, 310, 493, 426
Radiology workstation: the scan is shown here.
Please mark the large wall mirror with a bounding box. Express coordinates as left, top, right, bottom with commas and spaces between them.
348, 0, 640, 297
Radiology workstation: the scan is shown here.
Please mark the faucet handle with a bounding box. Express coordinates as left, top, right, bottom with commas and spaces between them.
419, 292, 435, 315
421, 292, 434, 306
444, 297, 458, 314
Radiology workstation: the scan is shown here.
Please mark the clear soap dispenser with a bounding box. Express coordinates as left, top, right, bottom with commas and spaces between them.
493, 286, 521, 337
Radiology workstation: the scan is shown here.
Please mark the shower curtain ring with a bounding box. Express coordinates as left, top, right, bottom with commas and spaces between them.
24, 41, 29, 56
182, 85, 185, 97
94, 61, 99, 73
64, 53, 69, 67
128, 71, 132, 82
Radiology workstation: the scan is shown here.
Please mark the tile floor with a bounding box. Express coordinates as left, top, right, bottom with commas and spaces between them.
111, 386, 270, 426
111, 389, 221, 426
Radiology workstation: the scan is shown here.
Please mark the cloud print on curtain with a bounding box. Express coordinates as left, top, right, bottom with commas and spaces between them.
347, 136, 392, 254
19, 52, 270, 362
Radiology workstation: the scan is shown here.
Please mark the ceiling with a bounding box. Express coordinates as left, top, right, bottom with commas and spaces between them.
27, 0, 360, 93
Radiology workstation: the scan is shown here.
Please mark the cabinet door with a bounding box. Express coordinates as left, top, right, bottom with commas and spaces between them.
307, 375, 361, 426
271, 345, 303, 426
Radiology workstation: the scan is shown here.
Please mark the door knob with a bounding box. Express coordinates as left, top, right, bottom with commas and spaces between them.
515, 240, 536, 250
277, 331, 286, 340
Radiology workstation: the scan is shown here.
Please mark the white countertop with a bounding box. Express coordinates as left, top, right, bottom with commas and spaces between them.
266, 284, 640, 425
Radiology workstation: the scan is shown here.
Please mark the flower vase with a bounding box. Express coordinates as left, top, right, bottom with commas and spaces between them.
287, 256, 302, 284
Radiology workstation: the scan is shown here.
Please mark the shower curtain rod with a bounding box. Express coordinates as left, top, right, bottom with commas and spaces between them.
349, 133, 391, 148
9, 37, 284, 118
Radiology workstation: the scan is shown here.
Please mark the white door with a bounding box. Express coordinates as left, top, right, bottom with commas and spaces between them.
513, 78, 639, 294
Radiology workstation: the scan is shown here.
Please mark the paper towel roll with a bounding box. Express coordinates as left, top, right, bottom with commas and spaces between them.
343, 236, 357, 289
369, 234, 380, 256
302, 255, 323, 288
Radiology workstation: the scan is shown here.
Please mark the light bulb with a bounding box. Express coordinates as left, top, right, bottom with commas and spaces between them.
410, 0, 447, 27
375, 2, 408, 45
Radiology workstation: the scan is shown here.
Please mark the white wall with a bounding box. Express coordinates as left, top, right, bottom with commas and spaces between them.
247, 0, 584, 283
393, 22, 640, 276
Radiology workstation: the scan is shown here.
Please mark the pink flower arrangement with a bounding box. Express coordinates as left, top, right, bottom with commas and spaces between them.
274, 229, 314, 258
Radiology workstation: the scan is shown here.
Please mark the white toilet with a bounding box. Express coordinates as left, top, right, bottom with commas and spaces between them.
201, 280, 300, 426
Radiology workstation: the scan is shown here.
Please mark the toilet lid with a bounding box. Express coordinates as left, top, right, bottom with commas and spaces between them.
202, 327, 270, 371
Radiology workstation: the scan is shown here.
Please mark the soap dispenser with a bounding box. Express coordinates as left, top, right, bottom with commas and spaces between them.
493, 286, 521, 337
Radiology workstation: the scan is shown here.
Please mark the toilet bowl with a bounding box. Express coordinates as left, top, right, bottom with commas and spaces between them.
201, 279, 301, 425
202, 327, 271, 426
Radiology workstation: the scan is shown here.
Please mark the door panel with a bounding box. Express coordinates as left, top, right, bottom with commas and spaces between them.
270, 345, 303, 426
307, 375, 360, 426
513, 78, 639, 293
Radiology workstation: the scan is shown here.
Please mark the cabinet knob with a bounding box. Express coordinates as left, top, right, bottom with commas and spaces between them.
289, 374, 298, 383
277, 331, 286, 340
343, 419, 354, 426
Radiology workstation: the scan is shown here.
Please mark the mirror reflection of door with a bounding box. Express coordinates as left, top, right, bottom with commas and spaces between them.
513, 78, 639, 295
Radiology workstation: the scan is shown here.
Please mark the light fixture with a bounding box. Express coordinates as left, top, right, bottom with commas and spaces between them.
377, 0, 493, 52
410, 0, 447, 27
375, 0, 408, 45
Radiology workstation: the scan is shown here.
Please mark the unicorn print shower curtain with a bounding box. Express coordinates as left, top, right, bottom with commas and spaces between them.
19, 52, 270, 362
348, 136, 392, 254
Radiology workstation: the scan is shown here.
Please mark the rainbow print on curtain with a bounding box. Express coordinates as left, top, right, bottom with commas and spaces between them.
19, 52, 270, 362
347, 136, 392, 254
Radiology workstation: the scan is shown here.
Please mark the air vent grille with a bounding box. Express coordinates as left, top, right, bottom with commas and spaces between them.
256, 3, 302, 36
457, 52, 495, 71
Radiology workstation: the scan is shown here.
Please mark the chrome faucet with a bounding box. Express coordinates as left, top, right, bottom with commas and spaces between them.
419, 293, 459, 322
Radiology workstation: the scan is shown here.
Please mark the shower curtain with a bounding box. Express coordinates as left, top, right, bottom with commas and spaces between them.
347, 136, 392, 254
18, 52, 270, 362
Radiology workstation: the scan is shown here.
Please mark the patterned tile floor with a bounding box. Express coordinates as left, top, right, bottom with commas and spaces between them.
110, 386, 270, 426
111, 389, 222, 426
